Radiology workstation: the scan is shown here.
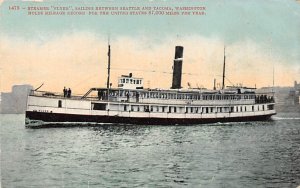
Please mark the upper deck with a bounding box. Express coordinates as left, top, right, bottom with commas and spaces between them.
29, 87, 275, 106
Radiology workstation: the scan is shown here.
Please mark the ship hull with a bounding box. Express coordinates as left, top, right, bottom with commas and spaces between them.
25, 111, 276, 128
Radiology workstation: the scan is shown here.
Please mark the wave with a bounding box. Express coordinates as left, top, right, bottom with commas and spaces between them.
273, 117, 300, 120
25, 119, 117, 128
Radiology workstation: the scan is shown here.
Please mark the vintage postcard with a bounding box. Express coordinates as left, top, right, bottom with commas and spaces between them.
1, 0, 300, 187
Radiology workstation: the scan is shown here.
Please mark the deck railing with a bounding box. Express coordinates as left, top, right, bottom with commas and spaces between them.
29, 90, 98, 101
29, 90, 275, 104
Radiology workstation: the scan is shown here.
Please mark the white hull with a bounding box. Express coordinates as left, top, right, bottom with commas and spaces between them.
25, 94, 276, 126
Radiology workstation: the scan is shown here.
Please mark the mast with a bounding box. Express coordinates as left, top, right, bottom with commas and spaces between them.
106, 44, 111, 89
213, 78, 216, 90
272, 65, 274, 93
222, 46, 226, 90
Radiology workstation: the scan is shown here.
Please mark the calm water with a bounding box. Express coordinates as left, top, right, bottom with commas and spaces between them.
1, 113, 300, 188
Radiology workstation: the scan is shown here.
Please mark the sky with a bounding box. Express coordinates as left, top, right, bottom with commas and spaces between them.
1, 0, 300, 93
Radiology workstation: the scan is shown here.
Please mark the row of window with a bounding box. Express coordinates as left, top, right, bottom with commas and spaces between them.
119, 78, 142, 85
100, 90, 256, 101
61, 101, 273, 113
115, 105, 268, 113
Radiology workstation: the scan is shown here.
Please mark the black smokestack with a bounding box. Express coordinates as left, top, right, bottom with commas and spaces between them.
171, 46, 184, 89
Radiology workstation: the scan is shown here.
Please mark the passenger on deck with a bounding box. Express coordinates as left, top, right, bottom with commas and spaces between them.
136, 92, 140, 102
263, 95, 267, 103
103, 91, 107, 100
98, 90, 103, 100
63, 87, 67, 98
260, 95, 264, 103
67, 88, 72, 98
126, 92, 130, 102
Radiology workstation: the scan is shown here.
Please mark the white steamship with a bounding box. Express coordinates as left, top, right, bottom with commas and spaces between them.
25, 45, 276, 127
